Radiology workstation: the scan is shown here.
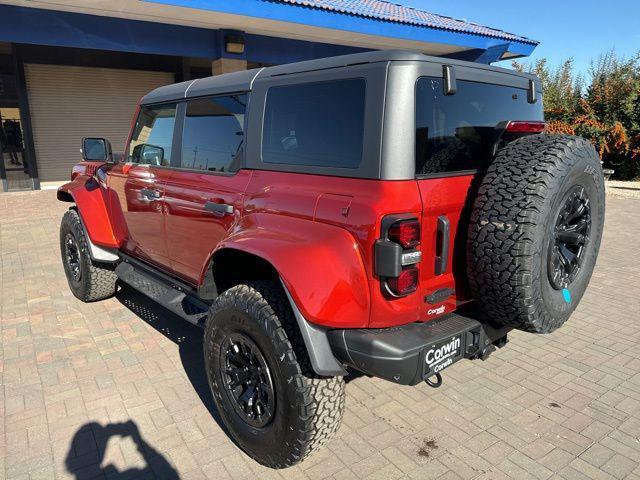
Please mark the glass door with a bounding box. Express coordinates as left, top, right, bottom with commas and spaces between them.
0, 105, 33, 192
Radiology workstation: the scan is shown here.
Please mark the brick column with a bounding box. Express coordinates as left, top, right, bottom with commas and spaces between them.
211, 57, 247, 75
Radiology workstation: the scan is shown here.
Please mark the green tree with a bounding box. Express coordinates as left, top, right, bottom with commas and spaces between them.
587, 51, 640, 131
512, 58, 583, 122
513, 50, 640, 179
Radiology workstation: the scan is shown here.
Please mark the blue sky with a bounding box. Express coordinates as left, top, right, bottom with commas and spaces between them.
401, 1, 640, 76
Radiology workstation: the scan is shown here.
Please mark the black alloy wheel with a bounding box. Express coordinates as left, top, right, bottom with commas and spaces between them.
548, 185, 592, 290
64, 233, 82, 282
221, 332, 276, 428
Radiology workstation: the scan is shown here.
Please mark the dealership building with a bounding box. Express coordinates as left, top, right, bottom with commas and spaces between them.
0, 0, 537, 192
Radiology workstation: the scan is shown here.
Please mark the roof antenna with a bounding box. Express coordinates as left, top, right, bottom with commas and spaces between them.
443, 65, 456, 95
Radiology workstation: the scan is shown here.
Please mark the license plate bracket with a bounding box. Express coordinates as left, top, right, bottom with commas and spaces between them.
423, 334, 463, 377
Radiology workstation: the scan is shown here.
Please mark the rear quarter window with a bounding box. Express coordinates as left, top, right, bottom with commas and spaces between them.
416, 77, 543, 176
261, 79, 366, 169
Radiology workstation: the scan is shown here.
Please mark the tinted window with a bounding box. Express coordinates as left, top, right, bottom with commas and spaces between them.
181, 94, 247, 172
416, 78, 543, 175
129, 104, 176, 166
262, 79, 366, 168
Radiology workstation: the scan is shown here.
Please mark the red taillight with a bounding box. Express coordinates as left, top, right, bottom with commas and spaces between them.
376, 216, 421, 297
505, 121, 546, 133
388, 219, 420, 249
387, 266, 419, 296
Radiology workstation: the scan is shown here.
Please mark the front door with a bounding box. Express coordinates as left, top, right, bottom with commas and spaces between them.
108, 102, 178, 267
163, 94, 250, 284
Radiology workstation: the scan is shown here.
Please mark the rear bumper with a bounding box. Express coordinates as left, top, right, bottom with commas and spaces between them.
327, 313, 510, 385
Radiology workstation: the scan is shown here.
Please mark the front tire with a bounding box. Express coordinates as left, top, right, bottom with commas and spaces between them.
60, 209, 117, 302
204, 281, 345, 468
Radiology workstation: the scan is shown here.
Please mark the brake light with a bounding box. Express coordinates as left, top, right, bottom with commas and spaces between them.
505, 121, 546, 133
375, 216, 421, 298
387, 266, 419, 296
388, 219, 420, 249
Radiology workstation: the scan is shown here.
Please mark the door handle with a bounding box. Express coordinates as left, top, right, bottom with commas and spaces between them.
434, 215, 450, 276
141, 188, 161, 200
204, 201, 233, 215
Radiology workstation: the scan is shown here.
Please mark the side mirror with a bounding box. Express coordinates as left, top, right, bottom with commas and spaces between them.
81, 137, 113, 162
139, 144, 165, 166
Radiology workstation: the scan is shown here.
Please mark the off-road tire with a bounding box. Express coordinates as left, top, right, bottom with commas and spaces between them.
467, 135, 605, 333
204, 281, 345, 468
60, 209, 117, 302
418, 137, 471, 175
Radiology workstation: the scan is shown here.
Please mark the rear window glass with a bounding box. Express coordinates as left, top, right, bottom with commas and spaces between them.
416, 77, 543, 176
262, 79, 366, 169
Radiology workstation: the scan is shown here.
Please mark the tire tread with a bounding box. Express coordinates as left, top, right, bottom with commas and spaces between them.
205, 281, 345, 468
60, 209, 117, 302
467, 134, 604, 333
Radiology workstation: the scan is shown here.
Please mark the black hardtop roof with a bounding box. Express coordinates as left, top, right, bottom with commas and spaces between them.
140, 68, 262, 105
140, 49, 537, 105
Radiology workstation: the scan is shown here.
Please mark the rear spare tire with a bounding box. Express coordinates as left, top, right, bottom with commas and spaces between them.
467, 134, 605, 334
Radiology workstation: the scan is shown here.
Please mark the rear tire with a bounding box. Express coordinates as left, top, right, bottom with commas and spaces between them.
467, 135, 605, 333
60, 209, 117, 302
204, 281, 345, 468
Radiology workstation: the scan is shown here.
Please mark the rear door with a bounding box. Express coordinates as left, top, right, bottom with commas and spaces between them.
108, 102, 178, 267
163, 93, 251, 284
415, 76, 543, 320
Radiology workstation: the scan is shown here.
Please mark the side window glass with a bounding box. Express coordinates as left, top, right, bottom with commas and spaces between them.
128, 104, 177, 166
180, 94, 247, 172
261, 79, 366, 168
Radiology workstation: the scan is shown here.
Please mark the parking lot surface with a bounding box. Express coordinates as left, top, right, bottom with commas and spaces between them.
1, 190, 639, 480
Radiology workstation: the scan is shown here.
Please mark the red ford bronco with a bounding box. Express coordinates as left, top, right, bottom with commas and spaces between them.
58, 51, 605, 468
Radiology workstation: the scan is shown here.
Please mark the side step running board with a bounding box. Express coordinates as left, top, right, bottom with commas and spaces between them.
115, 257, 210, 327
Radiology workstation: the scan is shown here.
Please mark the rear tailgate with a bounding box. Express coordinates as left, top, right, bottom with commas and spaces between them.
417, 175, 475, 320
413, 75, 543, 322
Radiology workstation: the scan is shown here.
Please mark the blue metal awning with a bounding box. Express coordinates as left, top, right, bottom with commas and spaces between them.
0, 1, 538, 65
269, 0, 536, 46
144, 0, 538, 62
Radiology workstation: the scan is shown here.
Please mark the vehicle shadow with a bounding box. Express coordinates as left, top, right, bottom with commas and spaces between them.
65, 420, 179, 479
114, 284, 364, 435
116, 283, 365, 388
114, 284, 224, 427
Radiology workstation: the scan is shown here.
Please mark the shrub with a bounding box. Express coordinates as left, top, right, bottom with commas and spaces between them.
513, 51, 640, 180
